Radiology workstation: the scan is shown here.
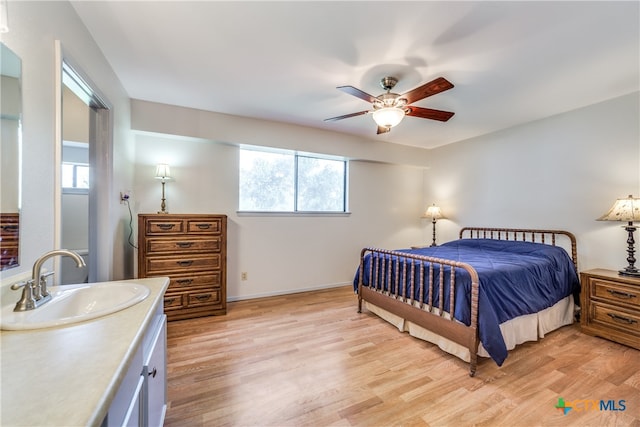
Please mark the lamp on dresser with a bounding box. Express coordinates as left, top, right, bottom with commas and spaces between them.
155, 164, 172, 214
598, 194, 640, 277
422, 204, 445, 247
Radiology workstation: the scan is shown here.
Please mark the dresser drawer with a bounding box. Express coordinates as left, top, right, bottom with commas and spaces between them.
188, 290, 222, 307
145, 219, 185, 235
590, 302, 640, 334
146, 237, 222, 255
145, 254, 221, 275
169, 273, 222, 289
163, 294, 184, 309
591, 278, 640, 309
187, 218, 222, 234
163, 289, 222, 310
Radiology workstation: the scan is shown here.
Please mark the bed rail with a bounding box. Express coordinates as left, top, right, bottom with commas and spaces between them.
357, 247, 481, 376
460, 227, 578, 270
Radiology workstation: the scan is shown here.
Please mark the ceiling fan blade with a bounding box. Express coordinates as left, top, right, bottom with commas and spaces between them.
337, 86, 378, 104
406, 106, 455, 122
324, 110, 370, 122
376, 125, 391, 135
401, 77, 454, 105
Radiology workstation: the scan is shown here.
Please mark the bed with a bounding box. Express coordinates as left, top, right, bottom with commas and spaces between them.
354, 227, 580, 377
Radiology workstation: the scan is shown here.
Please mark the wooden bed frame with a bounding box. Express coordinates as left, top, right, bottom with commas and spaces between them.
356, 227, 578, 377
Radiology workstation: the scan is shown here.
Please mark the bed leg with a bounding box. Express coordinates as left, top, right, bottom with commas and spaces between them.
469, 353, 477, 377
357, 296, 362, 313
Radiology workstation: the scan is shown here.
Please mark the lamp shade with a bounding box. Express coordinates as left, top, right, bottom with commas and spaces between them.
597, 195, 640, 222
372, 107, 405, 128
155, 164, 171, 180
424, 204, 444, 220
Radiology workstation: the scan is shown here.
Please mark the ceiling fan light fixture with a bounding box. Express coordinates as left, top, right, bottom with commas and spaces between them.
372, 106, 405, 129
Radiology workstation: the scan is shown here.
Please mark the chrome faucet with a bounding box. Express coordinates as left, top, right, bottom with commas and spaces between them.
11, 249, 86, 312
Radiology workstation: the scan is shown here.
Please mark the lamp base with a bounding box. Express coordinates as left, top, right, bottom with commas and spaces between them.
619, 268, 640, 277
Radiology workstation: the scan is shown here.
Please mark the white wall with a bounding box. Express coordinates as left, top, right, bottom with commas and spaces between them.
132, 94, 639, 300
0, 1, 132, 284
132, 133, 426, 300
425, 92, 640, 272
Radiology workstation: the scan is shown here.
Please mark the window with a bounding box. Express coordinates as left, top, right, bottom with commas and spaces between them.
62, 162, 90, 192
239, 147, 347, 213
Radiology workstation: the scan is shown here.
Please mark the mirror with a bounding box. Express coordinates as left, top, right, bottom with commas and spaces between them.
0, 43, 22, 271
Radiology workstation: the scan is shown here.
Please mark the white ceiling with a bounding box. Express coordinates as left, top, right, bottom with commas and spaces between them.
70, 1, 639, 150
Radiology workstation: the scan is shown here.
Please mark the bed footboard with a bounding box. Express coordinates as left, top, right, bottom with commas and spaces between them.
357, 247, 481, 377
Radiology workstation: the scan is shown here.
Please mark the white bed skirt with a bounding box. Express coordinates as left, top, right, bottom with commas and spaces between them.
363, 295, 575, 363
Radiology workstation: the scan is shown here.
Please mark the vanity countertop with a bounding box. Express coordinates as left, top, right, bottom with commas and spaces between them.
0, 276, 169, 427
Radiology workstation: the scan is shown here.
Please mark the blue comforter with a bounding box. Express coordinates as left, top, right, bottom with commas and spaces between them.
353, 239, 580, 365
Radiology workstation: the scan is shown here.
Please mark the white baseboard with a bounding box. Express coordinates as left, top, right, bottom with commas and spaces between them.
227, 281, 352, 302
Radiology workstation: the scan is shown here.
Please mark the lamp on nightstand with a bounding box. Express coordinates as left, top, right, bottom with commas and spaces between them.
422, 204, 444, 247
598, 194, 640, 277
155, 164, 172, 214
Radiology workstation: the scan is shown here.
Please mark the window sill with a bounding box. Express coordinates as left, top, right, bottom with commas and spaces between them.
236, 211, 351, 217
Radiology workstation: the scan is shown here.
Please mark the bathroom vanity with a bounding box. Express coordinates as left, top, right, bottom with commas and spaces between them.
0, 276, 170, 426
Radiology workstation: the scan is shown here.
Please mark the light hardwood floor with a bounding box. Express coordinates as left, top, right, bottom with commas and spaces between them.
165, 286, 640, 427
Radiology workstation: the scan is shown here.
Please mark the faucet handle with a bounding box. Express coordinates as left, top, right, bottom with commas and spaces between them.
40, 271, 55, 281
37, 271, 56, 299
13, 279, 37, 312
10, 280, 34, 291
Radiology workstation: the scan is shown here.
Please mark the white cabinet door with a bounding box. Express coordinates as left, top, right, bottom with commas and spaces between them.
143, 314, 167, 427
106, 346, 143, 427
122, 376, 145, 427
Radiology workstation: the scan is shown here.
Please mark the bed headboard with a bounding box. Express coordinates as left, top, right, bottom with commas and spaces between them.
459, 227, 578, 270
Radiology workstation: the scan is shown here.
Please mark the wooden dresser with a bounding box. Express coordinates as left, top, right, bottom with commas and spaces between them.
580, 269, 640, 350
138, 214, 227, 321
0, 213, 20, 270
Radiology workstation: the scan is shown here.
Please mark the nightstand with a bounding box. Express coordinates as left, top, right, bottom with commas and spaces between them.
580, 269, 640, 350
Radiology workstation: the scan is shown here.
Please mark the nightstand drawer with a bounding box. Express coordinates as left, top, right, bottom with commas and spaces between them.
591, 279, 640, 309
591, 302, 640, 334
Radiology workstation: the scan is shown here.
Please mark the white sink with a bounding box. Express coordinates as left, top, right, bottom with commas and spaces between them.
0, 282, 150, 330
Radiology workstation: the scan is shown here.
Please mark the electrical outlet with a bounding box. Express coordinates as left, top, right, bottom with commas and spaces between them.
120, 191, 131, 204
241, 272, 248, 281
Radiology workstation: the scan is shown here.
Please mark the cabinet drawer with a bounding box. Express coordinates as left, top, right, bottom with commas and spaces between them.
591, 278, 640, 309
146, 237, 222, 255
591, 302, 640, 334
187, 218, 222, 234
169, 273, 221, 289
145, 254, 221, 275
146, 220, 185, 235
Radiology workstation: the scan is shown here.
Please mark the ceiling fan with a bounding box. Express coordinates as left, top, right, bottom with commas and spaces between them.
325, 76, 455, 134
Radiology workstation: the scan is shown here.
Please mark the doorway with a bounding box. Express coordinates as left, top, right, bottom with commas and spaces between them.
55, 42, 113, 284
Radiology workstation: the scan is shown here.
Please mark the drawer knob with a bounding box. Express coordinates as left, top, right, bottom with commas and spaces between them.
606, 313, 638, 325
176, 278, 193, 285
195, 294, 211, 301
158, 224, 175, 230
164, 297, 176, 304
177, 260, 194, 267
1, 225, 19, 232
606, 289, 637, 299
197, 224, 212, 230
176, 242, 193, 248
